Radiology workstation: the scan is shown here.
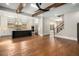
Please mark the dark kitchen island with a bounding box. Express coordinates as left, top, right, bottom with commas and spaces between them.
12, 30, 32, 39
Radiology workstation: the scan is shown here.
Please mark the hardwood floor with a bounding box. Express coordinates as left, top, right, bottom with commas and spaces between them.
0, 35, 79, 56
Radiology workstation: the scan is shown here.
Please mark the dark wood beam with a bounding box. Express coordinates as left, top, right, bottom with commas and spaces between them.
16, 3, 24, 13
32, 3, 66, 17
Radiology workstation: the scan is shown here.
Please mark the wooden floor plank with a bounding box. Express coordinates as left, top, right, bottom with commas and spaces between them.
0, 35, 79, 56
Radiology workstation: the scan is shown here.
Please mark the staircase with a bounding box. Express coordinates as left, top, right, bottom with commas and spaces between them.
54, 21, 64, 35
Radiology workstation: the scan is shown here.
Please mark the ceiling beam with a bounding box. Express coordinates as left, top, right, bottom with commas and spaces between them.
32, 3, 66, 17
0, 6, 31, 16
16, 3, 24, 13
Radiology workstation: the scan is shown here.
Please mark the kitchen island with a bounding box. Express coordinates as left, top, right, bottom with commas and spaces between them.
12, 30, 32, 39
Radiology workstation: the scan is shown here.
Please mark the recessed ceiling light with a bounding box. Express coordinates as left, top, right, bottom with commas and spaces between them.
6, 3, 10, 5
31, 4, 38, 8
72, 3, 76, 4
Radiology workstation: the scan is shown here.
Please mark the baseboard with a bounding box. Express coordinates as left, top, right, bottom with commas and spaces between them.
38, 33, 49, 36
0, 35, 11, 38
43, 34, 49, 36
55, 35, 77, 41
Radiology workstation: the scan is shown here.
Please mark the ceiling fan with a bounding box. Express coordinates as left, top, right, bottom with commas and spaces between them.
32, 3, 66, 17
35, 3, 49, 12
16, 3, 49, 13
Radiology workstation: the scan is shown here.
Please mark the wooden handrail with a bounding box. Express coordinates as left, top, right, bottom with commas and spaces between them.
54, 21, 64, 34
56, 21, 64, 29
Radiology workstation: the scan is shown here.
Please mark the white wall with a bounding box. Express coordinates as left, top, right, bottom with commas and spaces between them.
37, 15, 44, 36
43, 11, 79, 41
36, 15, 50, 36
56, 11, 79, 41
41, 4, 79, 41
43, 17, 50, 35
37, 15, 62, 36
44, 10, 79, 41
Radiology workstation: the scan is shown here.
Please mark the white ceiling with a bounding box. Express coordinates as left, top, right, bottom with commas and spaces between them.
0, 3, 19, 10
0, 3, 79, 18
0, 3, 53, 15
